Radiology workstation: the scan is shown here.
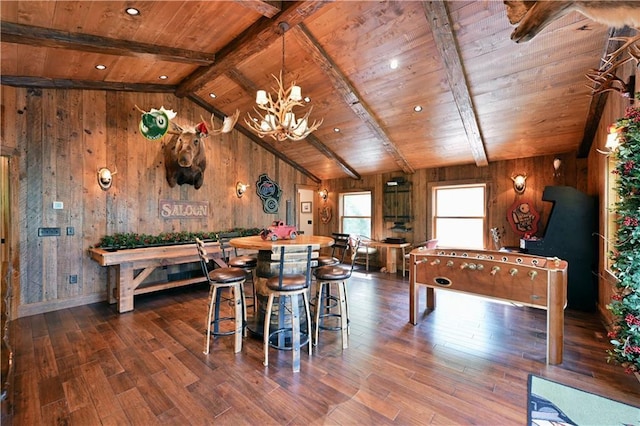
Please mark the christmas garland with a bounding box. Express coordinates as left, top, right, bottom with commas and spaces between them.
606, 94, 640, 374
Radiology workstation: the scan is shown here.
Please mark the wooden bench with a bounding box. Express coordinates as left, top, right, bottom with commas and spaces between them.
89, 241, 225, 313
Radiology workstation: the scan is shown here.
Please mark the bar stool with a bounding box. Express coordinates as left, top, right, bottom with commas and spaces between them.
312, 233, 350, 320
316, 233, 350, 267
313, 237, 360, 349
218, 232, 258, 313
263, 244, 314, 373
195, 238, 247, 354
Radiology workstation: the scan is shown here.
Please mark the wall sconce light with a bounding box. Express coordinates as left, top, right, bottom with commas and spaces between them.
318, 188, 328, 202
97, 167, 116, 190
236, 181, 249, 198
511, 174, 527, 194
598, 124, 622, 155
553, 157, 562, 177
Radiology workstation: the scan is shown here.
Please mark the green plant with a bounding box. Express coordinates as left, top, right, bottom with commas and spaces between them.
606, 95, 640, 375
94, 228, 261, 249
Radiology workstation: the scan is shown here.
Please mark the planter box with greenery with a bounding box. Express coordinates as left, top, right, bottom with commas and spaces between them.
94, 228, 262, 251
606, 97, 640, 375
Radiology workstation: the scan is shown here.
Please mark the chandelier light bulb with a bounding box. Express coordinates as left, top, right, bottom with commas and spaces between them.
293, 119, 308, 137
256, 90, 268, 105
290, 85, 302, 101
284, 112, 295, 127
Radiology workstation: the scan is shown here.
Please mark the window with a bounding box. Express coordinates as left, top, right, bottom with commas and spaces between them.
340, 191, 372, 238
431, 183, 487, 248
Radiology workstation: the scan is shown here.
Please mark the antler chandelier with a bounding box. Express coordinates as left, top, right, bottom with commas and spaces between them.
245, 22, 322, 142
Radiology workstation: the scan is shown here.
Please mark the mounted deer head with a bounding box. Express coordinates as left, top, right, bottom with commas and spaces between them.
505, 1, 640, 43
163, 122, 209, 189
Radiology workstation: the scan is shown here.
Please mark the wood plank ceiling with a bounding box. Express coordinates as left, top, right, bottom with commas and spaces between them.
0, 1, 626, 182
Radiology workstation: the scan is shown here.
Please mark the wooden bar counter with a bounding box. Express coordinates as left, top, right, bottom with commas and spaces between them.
409, 247, 568, 365
89, 241, 223, 313
230, 234, 333, 296
230, 235, 333, 336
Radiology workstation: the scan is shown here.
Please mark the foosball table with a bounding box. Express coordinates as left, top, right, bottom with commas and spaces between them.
409, 247, 568, 365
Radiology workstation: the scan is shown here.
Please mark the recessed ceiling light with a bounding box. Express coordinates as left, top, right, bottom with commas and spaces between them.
414, 105, 423, 112
125, 7, 140, 16
334, 128, 340, 133
390, 59, 399, 70
159, 75, 168, 80
95, 64, 106, 70
209, 93, 216, 99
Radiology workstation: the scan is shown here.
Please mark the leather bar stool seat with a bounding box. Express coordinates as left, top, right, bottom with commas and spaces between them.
227, 255, 257, 269
266, 275, 308, 292
316, 255, 340, 267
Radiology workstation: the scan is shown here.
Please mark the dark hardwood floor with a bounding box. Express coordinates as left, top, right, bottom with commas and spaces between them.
5, 269, 640, 425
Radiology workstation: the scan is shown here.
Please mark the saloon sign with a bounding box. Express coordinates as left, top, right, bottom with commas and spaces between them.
159, 199, 209, 219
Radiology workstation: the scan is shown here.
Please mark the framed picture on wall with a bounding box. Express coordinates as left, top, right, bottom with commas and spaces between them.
301, 201, 312, 213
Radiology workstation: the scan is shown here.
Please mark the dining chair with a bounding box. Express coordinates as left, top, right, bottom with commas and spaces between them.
403, 239, 438, 277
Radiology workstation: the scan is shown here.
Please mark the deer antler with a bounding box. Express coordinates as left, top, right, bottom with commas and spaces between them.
586, 34, 640, 97
203, 109, 240, 136
585, 61, 633, 96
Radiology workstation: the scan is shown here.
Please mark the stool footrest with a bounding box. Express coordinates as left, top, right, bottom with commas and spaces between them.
267, 328, 311, 350
317, 313, 349, 331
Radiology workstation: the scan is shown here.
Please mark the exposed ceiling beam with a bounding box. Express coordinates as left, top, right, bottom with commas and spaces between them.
578, 26, 635, 158
176, 1, 329, 97
188, 94, 322, 183
0, 76, 176, 93
292, 24, 415, 175
226, 68, 361, 180
0, 21, 214, 66
301, 134, 361, 180
422, 1, 489, 167
234, 0, 282, 18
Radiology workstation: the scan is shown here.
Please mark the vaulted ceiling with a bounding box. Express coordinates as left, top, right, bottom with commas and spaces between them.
1, 1, 634, 183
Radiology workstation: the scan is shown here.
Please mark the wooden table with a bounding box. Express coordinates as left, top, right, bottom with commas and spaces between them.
230, 235, 334, 336
368, 240, 411, 273
409, 247, 568, 364
229, 235, 334, 251
89, 242, 224, 313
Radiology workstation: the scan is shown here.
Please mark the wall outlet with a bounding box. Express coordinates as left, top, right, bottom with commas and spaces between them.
69, 275, 78, 284
66, 227, 74, 236
38, 227, 61, 237
53, 201, 64, 210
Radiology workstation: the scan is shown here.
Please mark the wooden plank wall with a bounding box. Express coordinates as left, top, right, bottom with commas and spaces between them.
1, 72, 634, 319
1, 86, 314, 317
319, 153, 586, 253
